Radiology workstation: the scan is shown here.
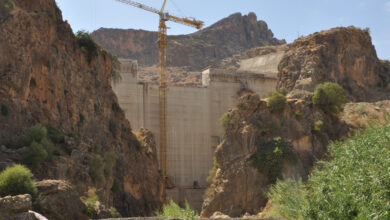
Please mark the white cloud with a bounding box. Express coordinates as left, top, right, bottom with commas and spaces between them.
385, 1, 390, 13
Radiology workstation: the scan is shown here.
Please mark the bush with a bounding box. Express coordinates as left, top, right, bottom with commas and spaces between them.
265, 121, 390, 219
206, 159, 219, 183
0, 165, 37, 197
262, 178, 308, 220
76, 30, 98, 62
312, 120, 324, 133
81, 194, 99, 218
250, 137, 297, 183
312, 82, 346, 114
46, 125, 65, 143
267, 92, 287, 113
0, 0, 15, 17
103, 151, 117, 176
26, 124, 47, 143
89, 155, 104, 183
156, 200, 198, 220
23, 141, 48, 170
220, 113, 231, 130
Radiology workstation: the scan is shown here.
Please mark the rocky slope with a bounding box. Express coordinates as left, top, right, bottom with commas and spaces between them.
201, 27, 390, 217
201, 95, 348, 217
92, 12, 284, 68
0, 0, 164, 217
277, 27, 390, 102
91, 12, 285, 86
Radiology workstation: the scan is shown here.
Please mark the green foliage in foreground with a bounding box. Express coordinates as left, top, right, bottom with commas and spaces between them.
0, 165, 37, 197
265, 121, 390, 219
156, 200, 198, 220
312, 82, 346, 114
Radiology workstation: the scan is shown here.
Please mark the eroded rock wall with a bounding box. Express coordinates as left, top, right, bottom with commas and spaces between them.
201, 95, 348, 217
0, 0, 164, 216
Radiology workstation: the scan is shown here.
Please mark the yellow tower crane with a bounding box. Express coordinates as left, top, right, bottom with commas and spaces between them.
114, 0, 203, 181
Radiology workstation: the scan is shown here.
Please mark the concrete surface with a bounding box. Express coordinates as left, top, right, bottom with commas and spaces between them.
113, 55, 279, 210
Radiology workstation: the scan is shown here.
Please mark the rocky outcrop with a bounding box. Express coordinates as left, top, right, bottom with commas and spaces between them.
277, 27, 390, 101
91, 12, 285, 69
0, 0, 164, 217
0, 194, 40, 220
35, 180, 88, 220
201, 95, 349, 217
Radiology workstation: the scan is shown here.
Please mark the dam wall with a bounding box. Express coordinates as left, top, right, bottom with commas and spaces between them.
113, 52, 282, 210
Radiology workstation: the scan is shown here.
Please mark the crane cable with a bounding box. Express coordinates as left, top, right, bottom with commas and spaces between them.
168, 0, 186, 18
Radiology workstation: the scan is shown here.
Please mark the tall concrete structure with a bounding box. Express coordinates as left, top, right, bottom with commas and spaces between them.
113, 52, 283, 210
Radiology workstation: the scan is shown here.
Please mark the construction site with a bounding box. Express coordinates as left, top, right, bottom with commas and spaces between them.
113, 49, 283, 210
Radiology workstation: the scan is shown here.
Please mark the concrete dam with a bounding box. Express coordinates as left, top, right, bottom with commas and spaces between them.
112, 51, 284, 211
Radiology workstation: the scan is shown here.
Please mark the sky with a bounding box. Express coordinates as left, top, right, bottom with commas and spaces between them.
56, 0, 390, 60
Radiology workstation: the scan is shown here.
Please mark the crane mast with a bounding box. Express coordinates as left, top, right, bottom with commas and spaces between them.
115, 0, 203, 182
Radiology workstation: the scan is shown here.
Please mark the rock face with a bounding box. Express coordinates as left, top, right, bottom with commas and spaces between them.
277, 27, 390, 101
201, 95, 348, 217
91, 12, 285, 69
0, 0, 163, 217
35, 180, 88, 220
0, 194, 39, 220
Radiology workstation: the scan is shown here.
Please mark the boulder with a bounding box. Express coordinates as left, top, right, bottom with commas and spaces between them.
0, 194, 39, 220
35, 180, 88, 220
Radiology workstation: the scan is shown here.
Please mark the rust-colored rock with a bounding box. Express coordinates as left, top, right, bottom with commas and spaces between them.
277, 27, 390, 101
201, 94, 349, 217
0, 0, 164, 217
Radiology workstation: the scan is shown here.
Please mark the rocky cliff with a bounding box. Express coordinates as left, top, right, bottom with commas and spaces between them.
201, 27, 390, 217
0, 0, 164, 217
91, 12, 285, 69
277, 27, 390, 101
201, 95, 348, 217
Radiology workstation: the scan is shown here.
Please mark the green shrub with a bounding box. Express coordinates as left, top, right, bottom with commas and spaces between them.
220, 113, 231, 130
23, 141, 48, 170
108, 207, 121, 218
156, 200, 198, 220
81, 194, 99, 218
250, 137, 297, 183
26, 124, 47, 142
265, 121, 390, 219
236, 101, 244, 109
312, 120, 324, 133
103, 151, 117, 176
312, 82, 346, 114
0, 164, 37, 197
262, 178, 308, 220
89, 155, 104, 183
0, 0, 15, 17
76, 30, 98, 62
267, 92, 287, 113
1, 104, 9, 116
46, 125, 65, 143
206, 159, 219, 184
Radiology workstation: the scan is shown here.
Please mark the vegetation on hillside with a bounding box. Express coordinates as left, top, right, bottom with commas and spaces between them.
156, 200, 198, 220
0, 0, 15, 17
262, 120, 390, 219
312, 82, 347, 114
250, 137, 297, 183
267, 92, 287, 113
76, 30, 98, 62
0, 165, 37, 197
